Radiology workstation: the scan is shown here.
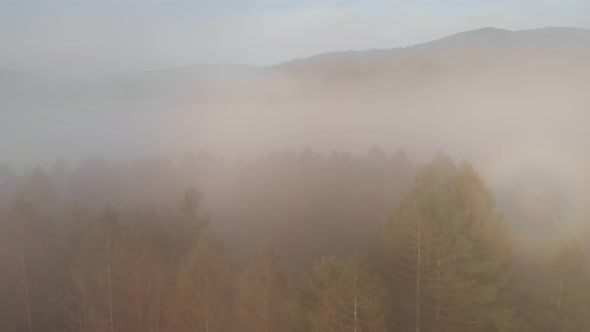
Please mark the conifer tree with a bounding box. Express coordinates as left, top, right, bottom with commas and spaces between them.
382, 158, 513, 331
301, 255, 388, 332
234, 247, 293, 332
546, 240, 590, 332
168, 233, 235, 332
67, 209, 121, 332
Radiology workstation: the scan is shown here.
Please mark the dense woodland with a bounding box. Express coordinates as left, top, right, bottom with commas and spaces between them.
1, 150, 589, 332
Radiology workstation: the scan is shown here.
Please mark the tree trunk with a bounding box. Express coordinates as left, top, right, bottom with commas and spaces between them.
264, 260, 269, 332
155, 283, 160, 332
107, 232, 115, 332
435, 258, 441, 326
20, 244, 33, 332
557, 279, 563, 332
136, 263, 143, 332
353, 266, 358, 332
416, 217, 422, 332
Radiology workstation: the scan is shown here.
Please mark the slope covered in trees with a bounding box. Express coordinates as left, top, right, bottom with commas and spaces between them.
0, 151, 589, 331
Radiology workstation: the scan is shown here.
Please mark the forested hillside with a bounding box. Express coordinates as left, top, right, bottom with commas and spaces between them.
1, 151, 588, 331
4, 0, 590, 329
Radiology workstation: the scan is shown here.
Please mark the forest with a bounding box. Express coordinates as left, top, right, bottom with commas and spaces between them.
1, 150, 589, 332
2, 0, 590, 330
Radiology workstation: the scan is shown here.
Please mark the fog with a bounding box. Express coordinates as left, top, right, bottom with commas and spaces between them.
2, 27, 590, 243
3, 27, 589, 160
2, 24, 590, 331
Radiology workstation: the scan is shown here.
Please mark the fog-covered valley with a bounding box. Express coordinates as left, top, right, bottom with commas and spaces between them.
2, 25, 590, 331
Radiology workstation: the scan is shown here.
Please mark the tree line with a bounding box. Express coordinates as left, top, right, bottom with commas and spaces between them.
1, 151, 590, 331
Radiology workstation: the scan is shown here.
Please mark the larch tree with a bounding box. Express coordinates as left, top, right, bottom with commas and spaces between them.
382, 159, 458, 332
168, 233, 235, 332
307, 255, 388, 332
59, 203, 91, 332
0, 195, 56, 332
118, 228, 163, 332
510, 240, 590, 332
67, 209, 121, 332
547, 240, 590, 332
11, 197, 36, 332
163, 187, 210, 267
451, 163, 514, 331
383, 158, 513, 332
234, 247, 293, 332
294, 256, 342, 332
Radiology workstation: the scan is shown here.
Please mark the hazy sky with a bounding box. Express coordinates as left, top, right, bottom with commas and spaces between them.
1, 0, 589, 76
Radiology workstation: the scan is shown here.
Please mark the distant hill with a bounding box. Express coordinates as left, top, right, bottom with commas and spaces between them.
2, 27, 589, 100
274, 27, 590, 81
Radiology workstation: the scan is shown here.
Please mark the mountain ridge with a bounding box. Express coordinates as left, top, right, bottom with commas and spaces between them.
275, 27, 589, 68
0, 26, 588, 80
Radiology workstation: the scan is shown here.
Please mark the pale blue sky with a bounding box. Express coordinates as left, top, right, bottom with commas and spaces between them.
1, 0, 589, 76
